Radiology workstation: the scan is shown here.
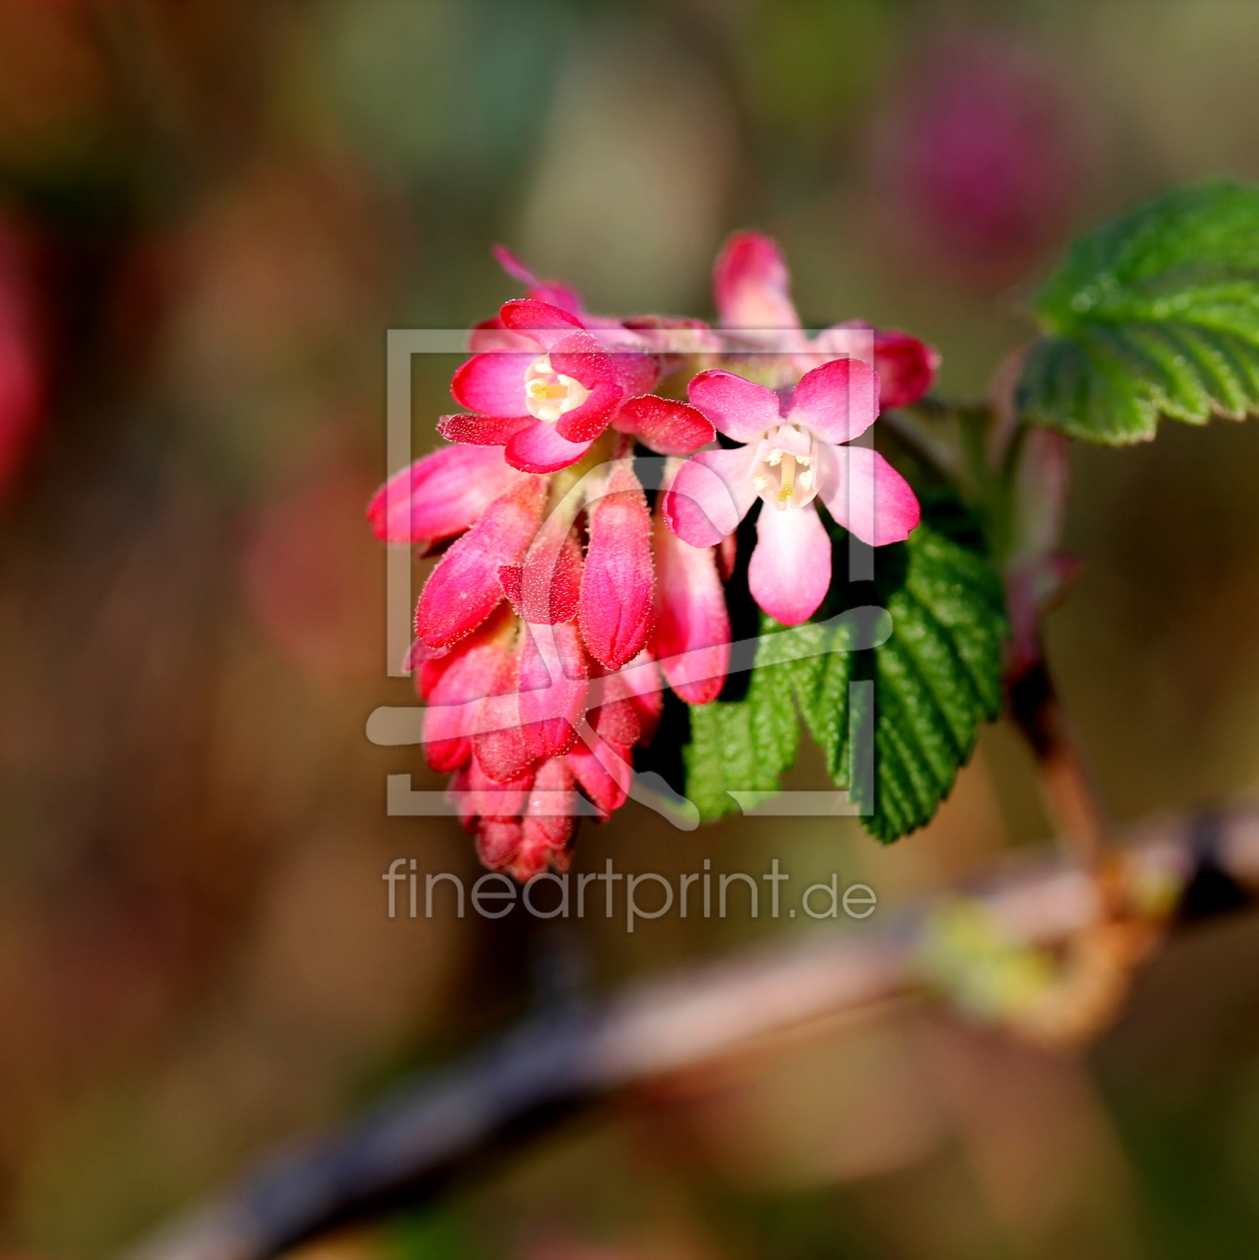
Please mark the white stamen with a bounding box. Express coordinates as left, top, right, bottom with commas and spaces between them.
523, 355, 590, 423
751, 428, 820, 511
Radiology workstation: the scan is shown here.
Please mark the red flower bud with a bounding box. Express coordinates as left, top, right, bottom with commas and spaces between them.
579, 458, 655, 669
415, 476, 547, 649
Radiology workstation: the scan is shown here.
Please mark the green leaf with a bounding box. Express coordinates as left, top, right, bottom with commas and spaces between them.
683, 637, 801, 822
1018, 181, 1259, 443
682, 521, 1007, 842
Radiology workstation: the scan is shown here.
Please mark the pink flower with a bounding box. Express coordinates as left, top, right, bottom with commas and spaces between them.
369, 236, 943, 880
651, 462, 730, 705
870, 329, 941, 410
418, 617, 591, 786
461, 749, 581, 882
813, 322, 943, 411
440, 297, 713, 474
712, 230, 802, 337
665, 358, 920, 626
413, 591, 663, 881
713, 231, 940, 409
516, 755, 580, 875
414, 476, 548, 650
416, 605, 517, 773
401, 438, 670, 724
516, 620, 590, 760
433, 640, 659, 882
367, 442, 526, 549
471, 621, 590, 786
579, 456, 656, 670
490, 246, 592, 324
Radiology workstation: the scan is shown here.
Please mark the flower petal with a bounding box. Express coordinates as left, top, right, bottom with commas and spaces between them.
451, 350, 531, 417
713, 231, 802, 332
437, 412, 534, 447
587, 667, 644, 747
615, 395, 714, 455
419, 608, 514, 773
415, 477, 547, 648
468, 317, 537, 354
367, 443, 525, 545
553, 383, 624, 444
617, 649, 664, 743
523, 754, 578, 818
476, 819, 524, 871
518, 621, 588, 760
567, 735, 633, 817
748, 503, 832, 626
473, 690, 535, 785
493, 245, 587, 319
462, 757, 532, 824
579, 459, 656, 670
500, 297, 585, 349
816, 444, 921, 546
819, 321, 940, 409
872, 328, 941, 409
468, 633, 536, 785
517, 526, 583, 625
663, 445, 760, 547
504, 419, 594, 473
517, 756, 578, 877
547, 332, 626, 443
787, 357, 880, 444
610, 346, 659, 399
687, 369, 782, 442
652, 513, 730, 705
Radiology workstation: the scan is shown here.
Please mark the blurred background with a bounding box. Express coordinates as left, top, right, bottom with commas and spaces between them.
4, 0, 1259, 1257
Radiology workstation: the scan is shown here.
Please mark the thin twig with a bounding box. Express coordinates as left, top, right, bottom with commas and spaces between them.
1007, 651, 1109, 870
123, 804, 1259, 1260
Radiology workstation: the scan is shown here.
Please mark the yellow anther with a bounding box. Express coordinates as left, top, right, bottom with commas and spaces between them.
776, 453, 796, 503
523, 355, 590, 423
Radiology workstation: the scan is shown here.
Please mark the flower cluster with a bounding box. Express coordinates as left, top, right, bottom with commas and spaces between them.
370, 235, 937, 879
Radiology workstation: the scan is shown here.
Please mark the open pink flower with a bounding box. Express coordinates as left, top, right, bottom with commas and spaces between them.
713, 231, 940, 409
665, 359, 920, 626
441, 297, 712, 475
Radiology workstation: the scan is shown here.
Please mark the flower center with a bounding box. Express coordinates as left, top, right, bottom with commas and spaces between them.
523, 354, 590, 423
752, 425, 817, 510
